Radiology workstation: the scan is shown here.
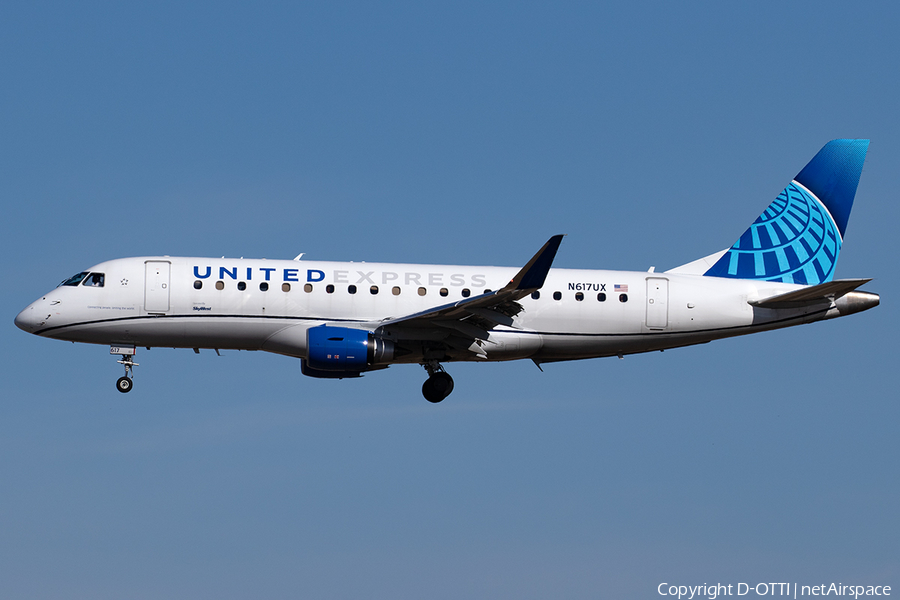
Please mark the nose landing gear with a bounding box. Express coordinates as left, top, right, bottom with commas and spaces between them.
422, 361, 454, 403
111, 346, 138, 393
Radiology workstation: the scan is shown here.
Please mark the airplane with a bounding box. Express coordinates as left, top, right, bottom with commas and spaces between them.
15, 139, 879, 403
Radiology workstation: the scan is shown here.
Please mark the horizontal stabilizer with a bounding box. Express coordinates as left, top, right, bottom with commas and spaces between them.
750, 278, 872, 308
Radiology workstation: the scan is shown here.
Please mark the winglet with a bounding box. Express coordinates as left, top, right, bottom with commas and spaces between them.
504, 234, 564, 291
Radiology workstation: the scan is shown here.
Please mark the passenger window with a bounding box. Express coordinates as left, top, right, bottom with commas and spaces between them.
619, 293, 628, 302
348, 285, 357, 294
575, 292, 584, 301
461, 288, 471, 298
237, 281, 247, 291
304, 283, 313, 293
282, 283, 291, 292
82, 273, 105, 287
531, 291, 540, 300
260, 282, 269, 291
417, 287, 427, 296
59, 272, 89, 287
194, 280, 203, 290
326, 284, 335, 294
597, 292, 606, 302
440, 288, 449, 297
216, 281, 225, 290
553, 291, 562, 301
392, 286, 401, 296
370, 285, 379, 295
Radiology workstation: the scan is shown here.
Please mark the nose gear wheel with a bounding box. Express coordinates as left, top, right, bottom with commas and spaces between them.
116, 376, 133, 393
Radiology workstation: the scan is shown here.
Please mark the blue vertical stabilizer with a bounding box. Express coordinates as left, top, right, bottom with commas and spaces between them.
704, 139, 868, 285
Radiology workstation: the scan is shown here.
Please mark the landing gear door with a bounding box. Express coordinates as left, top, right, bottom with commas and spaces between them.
145, 261, 171, 312
646, 277, 668, 329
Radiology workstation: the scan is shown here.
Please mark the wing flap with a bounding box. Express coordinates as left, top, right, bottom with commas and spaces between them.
434, 320, 491, 341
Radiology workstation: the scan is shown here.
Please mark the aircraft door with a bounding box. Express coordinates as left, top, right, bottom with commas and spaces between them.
145, 261, 171, 312
646, 277, 668, 329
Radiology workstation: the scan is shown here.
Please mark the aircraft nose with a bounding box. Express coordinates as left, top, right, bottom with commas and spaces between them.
15, 300, 48, 334
15, 304, 36, 333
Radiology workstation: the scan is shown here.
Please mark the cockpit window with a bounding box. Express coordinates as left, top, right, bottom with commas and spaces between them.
82, 273, 105, 287
59, 272, 89, 287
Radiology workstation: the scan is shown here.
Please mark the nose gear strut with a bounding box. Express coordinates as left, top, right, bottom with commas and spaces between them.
111, 346, 138, 393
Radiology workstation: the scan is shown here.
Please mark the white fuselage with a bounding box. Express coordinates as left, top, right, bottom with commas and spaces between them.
15, 255, 853, 365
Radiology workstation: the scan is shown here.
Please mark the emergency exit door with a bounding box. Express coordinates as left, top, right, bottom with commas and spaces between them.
646, 277, 668, 329
145, 261, 171, 312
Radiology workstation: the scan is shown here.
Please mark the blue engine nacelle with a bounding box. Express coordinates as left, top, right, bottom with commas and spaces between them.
304, 325, 394, 375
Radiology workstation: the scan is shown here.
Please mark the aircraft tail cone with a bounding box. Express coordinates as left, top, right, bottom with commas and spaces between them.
834, 291, 880, 316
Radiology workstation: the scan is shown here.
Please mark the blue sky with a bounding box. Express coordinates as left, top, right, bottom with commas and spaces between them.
2, 2, 898, 598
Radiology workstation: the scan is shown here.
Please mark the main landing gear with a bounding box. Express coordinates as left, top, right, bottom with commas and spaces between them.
422, 361, 454, 403
111, 346, 138, 393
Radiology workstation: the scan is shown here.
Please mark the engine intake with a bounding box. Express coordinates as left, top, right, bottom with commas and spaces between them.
305, 325, 394, 372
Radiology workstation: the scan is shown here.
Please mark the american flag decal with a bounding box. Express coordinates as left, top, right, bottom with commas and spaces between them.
614, 284, 628, 293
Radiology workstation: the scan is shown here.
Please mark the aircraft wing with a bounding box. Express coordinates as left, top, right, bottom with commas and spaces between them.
374, 235, 564, 353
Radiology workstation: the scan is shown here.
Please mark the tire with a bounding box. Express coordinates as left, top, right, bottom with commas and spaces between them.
116, 376, 133, 393
422, 372, 454, 403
